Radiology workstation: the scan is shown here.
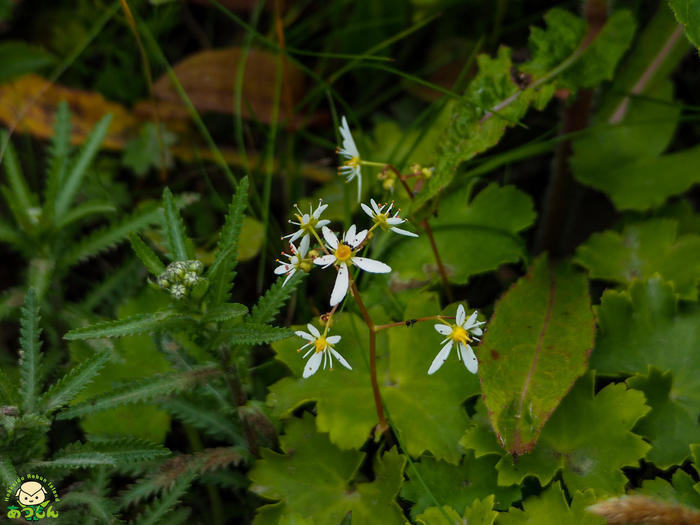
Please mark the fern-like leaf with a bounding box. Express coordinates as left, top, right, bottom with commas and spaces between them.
1, 129, 36, 227
58, 490, 118, 524
79, 258, 145, 313
57, 367, 221, 420
43, 101, 72, 224
40, 350, 111, 414
30, 451, 116, 470
161, 187, 190, 261
86, 436, 171, 466
129, 233, 165, 275
53, 113, 112, 220
160, 397, 243, 442
217, 322, 292, 346
130, 466, 198, 525
249, 272, 304, 324
55, 200, 116, 229
202, 303, 248, 323
64, 311, 192, 340
18, 289, 42, 413
0, 457, 17, 487
206, 176, 249, 306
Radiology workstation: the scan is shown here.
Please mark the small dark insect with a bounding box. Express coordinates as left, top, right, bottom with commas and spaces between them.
405, 319, 417, 327
510, 66, 532, 89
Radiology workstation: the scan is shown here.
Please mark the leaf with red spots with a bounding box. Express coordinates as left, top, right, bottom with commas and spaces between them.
478, 254, 595, 454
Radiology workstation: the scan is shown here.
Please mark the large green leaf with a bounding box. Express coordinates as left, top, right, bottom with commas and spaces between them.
495, 482, 604, 525
471, 374, 650, 496
574, 219, 700, 300
268, 295, 479, 463
416, 496, 498, 525
249, 414, 405, 525
478, 254, 595, 454
400, 452, 519, 519
635, 469, 700, 510
669, 0, 700, 49
385, 184, 535, 285
591, 277, 700, 465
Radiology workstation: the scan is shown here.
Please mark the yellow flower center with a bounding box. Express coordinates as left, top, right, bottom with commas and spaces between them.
335, 244, 353, 262
345, 157, 360, 168
314, 336, 328, 353
374, 213, 389, 230
451, 326, 471, 345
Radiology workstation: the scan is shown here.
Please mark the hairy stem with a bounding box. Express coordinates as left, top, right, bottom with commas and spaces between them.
348, 278, 389, 435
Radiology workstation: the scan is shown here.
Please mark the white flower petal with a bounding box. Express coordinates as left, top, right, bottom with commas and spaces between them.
307, 324, 320, 338
316, 219, 331, 229
461, 344, 478, 373
428, 340, 454, 375
352, 229, 368, 248
339, 116, 359, 158
282, 269, 296, 286
386, 217, 404, 225
352, 257, 391, 273
389, 226, 419, 237
456, 304, 466, 326
274, 264, 289, 275
322, 226, 339, 249
330, 347, 352, 370
326, 335, 341, 344
356, 171, 362, 202
330, 264, 350, 306
345, 224, 357, 245
295, 330, 314, 341
285, 230, 303, 243
371, 198, 382, 214
434, 324, 451, 336
313, 254, 337, 267
303, 351, 323, 378
361, 202, 374, 218
313, 203, 328, 219
298, 235, 310, 256
470, 326, 483, 337
464, 310, 479, 328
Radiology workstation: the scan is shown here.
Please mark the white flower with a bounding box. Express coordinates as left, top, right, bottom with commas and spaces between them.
337, 116, 362, 202
360, 199, 418, 237
313, 225, 391, 306
429, 304, 485, 375
283, 200, 330, 244
274, 235, 310, 285
295, 323, 351, 378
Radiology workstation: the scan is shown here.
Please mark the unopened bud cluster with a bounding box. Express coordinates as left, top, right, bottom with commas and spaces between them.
157, 260, 204, 299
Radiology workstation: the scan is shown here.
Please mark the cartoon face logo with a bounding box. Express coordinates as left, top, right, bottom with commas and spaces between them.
15, 481, 47, 506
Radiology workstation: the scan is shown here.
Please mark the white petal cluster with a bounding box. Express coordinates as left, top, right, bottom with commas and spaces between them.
337, 116, 362, 202
429, 304, 485, 375
314, 225, 391, 306
295, 323, 351, 378
283, 200, 330, 244
360, 199, 418, 237
274, 235, 310, 285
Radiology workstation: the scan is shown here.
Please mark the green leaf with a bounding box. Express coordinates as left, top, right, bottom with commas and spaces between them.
249, 414, 406, 525
131, 465, 200, 525
122, 122, 176, 176
220, 322, 292, 345
40, 350, 111, 414
249, 272, 305, 324
626, 367, 698, 468
18, 289, 42, 414
54, 113, 112, 220
0, 457, 17, 487
129, 233, 166, 275
387, 184, 535, 285
43, 101, 72, 224
64, 311, 192, 340
575, 219, 700, 300
0, 41, 54, 83
416, 496, 498, 525
161, 187, 191, 261
269, 296, 479, 461
56, 367, 220, 420
591, 277, 700, 462
478, 254, 595, 454
55, 200, 116, 229
669, 0, 700, 49
160, 396, 243, 443
202, 303, 248, 323
383, 294, 480, 463
496, 482, 604, 525
207, 176, 249, 305
1, 129, 36, 227
401, 452, 519, 519
635, 469, 700, 510
490, 373, 650, 496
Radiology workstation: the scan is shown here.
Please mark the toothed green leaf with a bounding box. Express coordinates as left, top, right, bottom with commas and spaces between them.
202, 303, 248, 323
18, 289, 42, 413
161, 187, 191, 261
64, 311, 192, 340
